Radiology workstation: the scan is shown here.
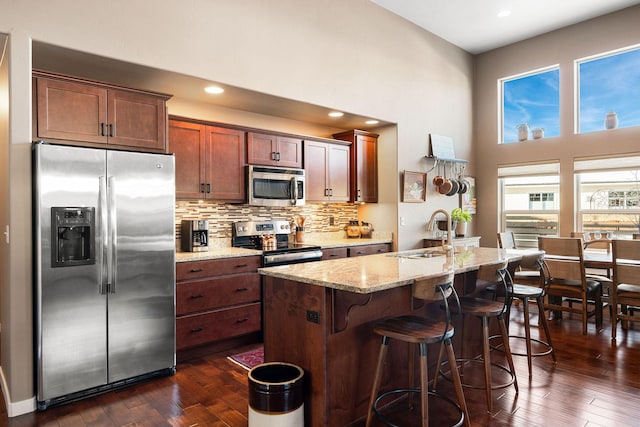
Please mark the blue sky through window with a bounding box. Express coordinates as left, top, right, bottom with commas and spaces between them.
502, 69, 560, 143
579, 47, 640, 133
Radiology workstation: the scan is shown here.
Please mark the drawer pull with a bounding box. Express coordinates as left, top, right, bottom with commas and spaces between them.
236, 317, 249, 323
329, 254, 339, 257
190, 268, 204, 273
236, 287, 249, 292
190, 294, 204, 299
190, 327, 204, 333
235, 263, 249, 268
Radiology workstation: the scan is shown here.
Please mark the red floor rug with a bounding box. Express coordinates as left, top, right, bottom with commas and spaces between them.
227, 346, 264, 370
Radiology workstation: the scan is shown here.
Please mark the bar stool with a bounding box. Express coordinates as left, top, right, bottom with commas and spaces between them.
434, 259, 518, 414
366, 271, 470, 427
488, 253, 556, 377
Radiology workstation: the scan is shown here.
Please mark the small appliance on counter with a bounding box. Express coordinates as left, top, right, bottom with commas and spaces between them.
181, 219, 209, 252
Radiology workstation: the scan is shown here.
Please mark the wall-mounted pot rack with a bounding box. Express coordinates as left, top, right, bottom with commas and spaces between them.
424, 155, 468, 173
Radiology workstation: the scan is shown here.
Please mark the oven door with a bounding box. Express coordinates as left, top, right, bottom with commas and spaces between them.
262, 249, 323, 267
248, 165, 305, 207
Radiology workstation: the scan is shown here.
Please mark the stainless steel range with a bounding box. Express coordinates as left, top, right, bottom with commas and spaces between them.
232, 220, 322, 266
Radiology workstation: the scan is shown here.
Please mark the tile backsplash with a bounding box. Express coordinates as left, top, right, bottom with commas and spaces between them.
175, 201, 359, 241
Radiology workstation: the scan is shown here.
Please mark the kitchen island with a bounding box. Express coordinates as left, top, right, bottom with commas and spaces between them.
259, 246, 533, 427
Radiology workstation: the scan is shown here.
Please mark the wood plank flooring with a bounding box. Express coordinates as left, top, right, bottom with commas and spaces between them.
2, 306, 638, 427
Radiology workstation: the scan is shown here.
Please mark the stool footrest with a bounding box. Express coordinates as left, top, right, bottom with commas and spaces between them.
488, 334, 554, 358
439, 358, 516, 391
373, 387, 464, 427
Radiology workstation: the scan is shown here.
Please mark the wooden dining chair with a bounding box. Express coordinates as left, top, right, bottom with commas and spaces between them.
633, 233, 640, 240
611, 239, 640, 341
538, 237, 604, 335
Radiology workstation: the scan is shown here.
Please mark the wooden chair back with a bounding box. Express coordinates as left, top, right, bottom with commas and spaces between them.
632, 233, 640, 240
497, 232, 516, 249
538, 237, 586, 282
612, 240, 640, 286
611, 239, 640, 339
412, 271, 455, 301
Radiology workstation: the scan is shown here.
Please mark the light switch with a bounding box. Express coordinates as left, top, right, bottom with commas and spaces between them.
400, 217, 405, 226
4, 225, 9, 244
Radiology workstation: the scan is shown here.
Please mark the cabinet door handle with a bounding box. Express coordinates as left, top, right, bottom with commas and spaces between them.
100, 123, 107, 136
190, 327, 204, 333
271, 151, 277, 161
275, 152, 281, 161
236, 318, 249, 323
236, 287, 249, 292
200, 183, 206, 193
329, 188, 333, 196
109, 124, 115, 137
358, 189, 362, 199
206, 183, 211, 193
190, 268, 204, 273
190, 294, 204, 299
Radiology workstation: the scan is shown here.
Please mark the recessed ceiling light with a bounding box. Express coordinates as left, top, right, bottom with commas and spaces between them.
365, 120, 379, 125
204, 85, 224, 94
497, 9, 511, 18
328, 111, 344, 118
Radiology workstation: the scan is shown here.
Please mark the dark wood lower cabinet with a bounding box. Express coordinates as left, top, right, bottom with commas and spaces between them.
176, 256, 262, 359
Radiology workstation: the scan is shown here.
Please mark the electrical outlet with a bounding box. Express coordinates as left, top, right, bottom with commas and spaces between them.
400, 216, 406, 226
329, 216, 335, 226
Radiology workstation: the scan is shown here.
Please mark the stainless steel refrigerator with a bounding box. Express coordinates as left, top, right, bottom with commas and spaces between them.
33, 142, 176, 409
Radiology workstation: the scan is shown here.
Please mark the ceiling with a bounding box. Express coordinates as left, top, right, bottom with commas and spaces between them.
371, 0, 640, 54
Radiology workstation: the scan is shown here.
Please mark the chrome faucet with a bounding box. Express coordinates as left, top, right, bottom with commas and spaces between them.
427, 209, 453, 253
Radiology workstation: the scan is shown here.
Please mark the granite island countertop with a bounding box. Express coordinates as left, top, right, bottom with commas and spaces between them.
259, 247, 537, 294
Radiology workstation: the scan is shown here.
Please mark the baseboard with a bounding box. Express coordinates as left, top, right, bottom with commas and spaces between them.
0, 365, 36, 417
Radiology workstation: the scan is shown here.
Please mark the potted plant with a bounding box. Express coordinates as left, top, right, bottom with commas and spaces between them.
451, 208, 472, 237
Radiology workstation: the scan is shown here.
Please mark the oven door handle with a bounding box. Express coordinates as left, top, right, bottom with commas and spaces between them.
263, 250, 323, 266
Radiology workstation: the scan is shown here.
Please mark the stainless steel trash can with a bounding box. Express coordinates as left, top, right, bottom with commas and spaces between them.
248, 362, 304, 427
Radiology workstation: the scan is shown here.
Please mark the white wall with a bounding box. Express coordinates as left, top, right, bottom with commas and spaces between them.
0, 0, 474, 411
474, 6, 640, 247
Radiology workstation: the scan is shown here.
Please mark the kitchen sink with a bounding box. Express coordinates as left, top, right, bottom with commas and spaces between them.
387, 250, 447, 259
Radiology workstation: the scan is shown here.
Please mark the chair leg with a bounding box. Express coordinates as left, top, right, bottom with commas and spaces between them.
498, 315, 519, 394
536, 295, 556, 363
521, 297, 533, 377
432, 340, 445, 391
445, 339, 470, 427
481, 316, 493, 412
419, 343, 429, 427
408, 342, 416, 409
366, 336, 389, 427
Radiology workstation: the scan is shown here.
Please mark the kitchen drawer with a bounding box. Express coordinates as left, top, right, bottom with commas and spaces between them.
176, 303, 261, 350
176, 273, 260, 315
322, 247, 348, 260
348, 243, 391, 257
176, 256, 261, 280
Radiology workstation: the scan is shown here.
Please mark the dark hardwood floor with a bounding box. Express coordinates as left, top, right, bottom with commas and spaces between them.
2, 306, 638, 427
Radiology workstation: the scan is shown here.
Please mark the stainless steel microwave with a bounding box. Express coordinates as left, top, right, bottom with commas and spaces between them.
247, 165, 305, 207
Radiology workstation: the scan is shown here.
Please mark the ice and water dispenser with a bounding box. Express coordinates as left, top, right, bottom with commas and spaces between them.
51, 207, 96, 267
181, 220, 209, 252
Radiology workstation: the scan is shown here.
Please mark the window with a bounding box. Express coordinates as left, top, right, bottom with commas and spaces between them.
499, 163, 560, 248
577, 46, 640, 133
575, 156, 640, 238
500, 67, 560, 143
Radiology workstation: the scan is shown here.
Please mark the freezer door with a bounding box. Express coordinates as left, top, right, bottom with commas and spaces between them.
34, 144, 108, 402
106, 150, 176, 382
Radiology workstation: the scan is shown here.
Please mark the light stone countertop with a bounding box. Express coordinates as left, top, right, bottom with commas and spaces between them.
259, 247, 538, 294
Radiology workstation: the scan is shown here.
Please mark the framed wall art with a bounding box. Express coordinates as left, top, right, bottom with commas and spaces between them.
402, 171, 426, 202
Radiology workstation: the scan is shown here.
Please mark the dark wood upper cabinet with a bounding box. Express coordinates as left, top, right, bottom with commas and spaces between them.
247, 132, 302, 168
33, 71, 169, 152
168, 118, 246, 202
332, 129, 379, 203
304, 139, 350, 202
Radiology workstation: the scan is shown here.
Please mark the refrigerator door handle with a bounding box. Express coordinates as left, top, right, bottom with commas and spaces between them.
99, 176, 108, 295
107, 176, 118, 294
